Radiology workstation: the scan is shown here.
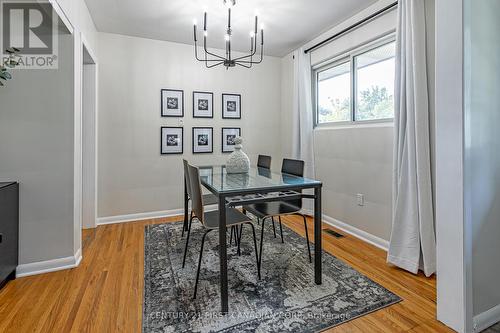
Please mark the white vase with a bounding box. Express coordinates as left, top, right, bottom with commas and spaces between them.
226, 137, 250, 174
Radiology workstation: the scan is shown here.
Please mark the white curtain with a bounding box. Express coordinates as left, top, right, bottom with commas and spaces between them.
388, 0, 436, 277
292, 48, 315, 213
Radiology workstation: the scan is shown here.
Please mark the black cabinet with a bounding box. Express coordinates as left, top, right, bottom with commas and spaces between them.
0, 182, 18, 289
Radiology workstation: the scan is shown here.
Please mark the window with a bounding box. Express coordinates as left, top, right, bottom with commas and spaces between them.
315, 38, 396, 125
317, 61, 351, 123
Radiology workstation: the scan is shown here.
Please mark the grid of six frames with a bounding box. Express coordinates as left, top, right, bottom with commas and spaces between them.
160, 89, 242, 155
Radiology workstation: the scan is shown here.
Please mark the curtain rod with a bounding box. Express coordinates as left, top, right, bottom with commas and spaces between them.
304, 1, 398, 54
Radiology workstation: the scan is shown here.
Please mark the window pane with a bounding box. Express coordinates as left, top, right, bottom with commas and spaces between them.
355, 41, 395, 121
317, 61, 351, 123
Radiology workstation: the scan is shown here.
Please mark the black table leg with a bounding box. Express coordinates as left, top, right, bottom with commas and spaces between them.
218, 195, 228, 313
183, 180, 189, 233
314, 185, 322, 285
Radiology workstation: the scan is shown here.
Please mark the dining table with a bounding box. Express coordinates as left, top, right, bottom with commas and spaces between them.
183, 165, 323, 313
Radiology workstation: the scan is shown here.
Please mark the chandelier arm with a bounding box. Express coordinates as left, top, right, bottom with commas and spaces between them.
206, 61, 224, 68
235, 62, 252, 69
236, 44, 264, 64
203, 37, 226, 60
232, 42, 258, 61
195, 40, 221, 62
232, 34, 259, 61
194, 42, 225, 62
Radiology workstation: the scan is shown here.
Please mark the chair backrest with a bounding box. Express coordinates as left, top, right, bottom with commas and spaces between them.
257, 155, 272, 169
187, 163, 205, 224
281, 158, 304, 177
183, 159, 192, 199
281, 158, 305, 208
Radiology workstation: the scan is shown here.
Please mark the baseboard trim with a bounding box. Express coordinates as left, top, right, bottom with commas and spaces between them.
97, 208, 388, 252
16, 248, 82, 278
473, 303, 500, 332
96, 205, 218, 226
322, 214, 389, 251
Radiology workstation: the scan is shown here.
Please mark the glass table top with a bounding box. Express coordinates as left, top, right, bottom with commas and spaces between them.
197, 165, 321, 195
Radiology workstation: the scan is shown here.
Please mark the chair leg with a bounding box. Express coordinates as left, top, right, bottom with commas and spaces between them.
302, 214, 312, 263
258, 217, 267, 270
246, 222, 261, 280
182, 216, 194, 268
237, 224, 242, 256
278, 216, 284, 243
182, 210, 193, 237
229, 226, 234, 245
272, 217, 277, 238
194, 229, 212, 299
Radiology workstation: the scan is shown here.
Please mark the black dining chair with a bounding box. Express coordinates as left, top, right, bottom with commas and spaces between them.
257, 154, 272, 169
182, 160, 219, 237
182, 163, 261, 299
243, 158, 312, 270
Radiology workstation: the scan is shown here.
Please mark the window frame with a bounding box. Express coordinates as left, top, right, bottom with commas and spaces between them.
313, 34, 396, 128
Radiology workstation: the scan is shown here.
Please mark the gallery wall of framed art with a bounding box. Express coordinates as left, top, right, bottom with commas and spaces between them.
160, 89, 244, 155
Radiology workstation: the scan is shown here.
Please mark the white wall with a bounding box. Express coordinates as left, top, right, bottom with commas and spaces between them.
97, 33, 282, 219
466, 0, 500, 327
0, 29, 75, 266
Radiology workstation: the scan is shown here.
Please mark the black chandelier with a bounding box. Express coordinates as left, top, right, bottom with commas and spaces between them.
193, 0, 264, 69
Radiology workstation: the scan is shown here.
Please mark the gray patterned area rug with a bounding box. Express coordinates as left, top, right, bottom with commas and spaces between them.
143, 221, 400, 333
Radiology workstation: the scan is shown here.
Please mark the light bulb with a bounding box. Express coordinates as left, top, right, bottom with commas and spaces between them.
204, 30, 208, 37
260, 23, 265, 30
193, 18, 197, 25
249, 31, 255, 37
224, 34, 230, 41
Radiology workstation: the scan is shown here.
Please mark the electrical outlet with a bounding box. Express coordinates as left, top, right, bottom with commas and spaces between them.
356, 193, 364, 206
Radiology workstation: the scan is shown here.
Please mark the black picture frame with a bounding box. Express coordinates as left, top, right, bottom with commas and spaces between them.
161, 89, 184, 117
193, 91, 214, 118
221, 127, 241, 153
192, 127, 213, 154
222, 93, 241, 119
161, 126, 184, 154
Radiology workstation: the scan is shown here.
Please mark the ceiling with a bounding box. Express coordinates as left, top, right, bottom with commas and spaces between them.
84, 0, 378, 57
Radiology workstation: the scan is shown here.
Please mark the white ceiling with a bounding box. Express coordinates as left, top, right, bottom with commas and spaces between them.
84, 0, 378, 57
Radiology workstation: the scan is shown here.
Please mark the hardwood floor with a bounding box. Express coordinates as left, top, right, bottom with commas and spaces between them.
0, 215, 453, 333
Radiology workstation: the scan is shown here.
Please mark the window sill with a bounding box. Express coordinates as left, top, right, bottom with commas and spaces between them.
314, 120, 394, 131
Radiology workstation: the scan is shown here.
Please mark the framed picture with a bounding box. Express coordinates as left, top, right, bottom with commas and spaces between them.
192, 127, 213, 154
161, 89, 184, 117
161, 127, 183, 154
222, 127, 241, 153
222, 93, 241, 119
193, 91, 214, 118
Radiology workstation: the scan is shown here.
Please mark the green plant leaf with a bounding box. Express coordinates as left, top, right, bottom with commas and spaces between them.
0, 72, 12, 79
